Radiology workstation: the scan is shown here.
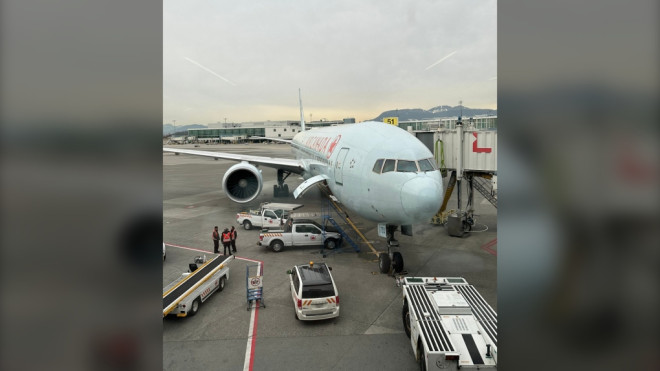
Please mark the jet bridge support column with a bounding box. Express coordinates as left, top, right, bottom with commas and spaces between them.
448, 120, 466, 237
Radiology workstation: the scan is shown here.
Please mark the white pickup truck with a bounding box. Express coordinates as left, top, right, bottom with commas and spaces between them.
236, 202, 303, 230
258, 219, 342, 252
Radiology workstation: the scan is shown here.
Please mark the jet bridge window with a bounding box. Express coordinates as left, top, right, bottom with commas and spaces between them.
382, 159, 396, 173
372, 159, 384, 173
396, 160, 418, 172
418, 158, 437, 172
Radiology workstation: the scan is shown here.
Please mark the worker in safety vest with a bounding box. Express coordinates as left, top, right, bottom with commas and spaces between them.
230, 226, 238, 253
221, 228, 232, 255
212, 226, 220, 254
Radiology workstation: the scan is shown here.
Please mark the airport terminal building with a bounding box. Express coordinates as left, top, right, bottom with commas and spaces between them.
182, 119, 349, 143
172, 116, 496, 143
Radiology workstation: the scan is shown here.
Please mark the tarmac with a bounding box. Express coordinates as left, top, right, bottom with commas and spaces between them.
163, 142, 497, 370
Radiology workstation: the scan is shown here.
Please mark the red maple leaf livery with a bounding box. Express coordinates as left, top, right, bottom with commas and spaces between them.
326, 135, 341, 158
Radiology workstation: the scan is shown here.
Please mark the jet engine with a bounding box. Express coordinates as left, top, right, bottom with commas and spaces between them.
222, 162, 263, 203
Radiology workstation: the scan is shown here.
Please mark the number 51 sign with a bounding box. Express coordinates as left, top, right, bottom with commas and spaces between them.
383, 117, 398, 126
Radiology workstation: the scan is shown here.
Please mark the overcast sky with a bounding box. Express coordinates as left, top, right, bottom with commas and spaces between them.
164, 0, 496, 125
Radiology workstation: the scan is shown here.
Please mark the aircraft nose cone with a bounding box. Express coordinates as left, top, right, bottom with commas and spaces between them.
401, 176, 443, 222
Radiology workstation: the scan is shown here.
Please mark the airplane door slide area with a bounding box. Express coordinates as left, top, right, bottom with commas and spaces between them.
335, 148, 349, 185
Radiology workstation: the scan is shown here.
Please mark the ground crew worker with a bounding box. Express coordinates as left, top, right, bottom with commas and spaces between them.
230, 226, 238, 253
222, 228, 232, 255
212, 226, 220, 254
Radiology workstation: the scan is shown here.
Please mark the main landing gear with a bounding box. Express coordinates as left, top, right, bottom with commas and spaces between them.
273, 169, 291, 197
378, 225, 404, 274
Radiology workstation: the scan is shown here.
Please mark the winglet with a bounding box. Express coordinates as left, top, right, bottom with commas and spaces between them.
299, 88, 306, 132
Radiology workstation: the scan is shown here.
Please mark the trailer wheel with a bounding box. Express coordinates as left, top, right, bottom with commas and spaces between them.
218, 276, 226, 292
392, 252, 404, 273
403, 300, 411, 338
379, 253, 391, 274
271, 240, 284, 252
417, 340, 426, 371
189, 297, 201, 317
324, 238, 338, 250
243, 220, 252, 230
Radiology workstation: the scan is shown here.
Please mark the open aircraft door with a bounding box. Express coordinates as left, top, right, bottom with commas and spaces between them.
334, 148, 349, 185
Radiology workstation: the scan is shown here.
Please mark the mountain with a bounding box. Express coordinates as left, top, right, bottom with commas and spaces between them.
163, 124, 207, 136
370, 105, 496, 122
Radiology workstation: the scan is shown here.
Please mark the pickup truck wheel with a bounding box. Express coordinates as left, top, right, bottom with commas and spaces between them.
379, 253, 391, 274
218, 276, 226, 292
402, 301, 411, 338
243, 220, 252, 230
324, 238, 338, 250
271, 240, 284, 252
392, 252, 404, 273
189, 297, 201, 317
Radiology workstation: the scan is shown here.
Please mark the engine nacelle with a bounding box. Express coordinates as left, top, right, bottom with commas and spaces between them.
222, 162, 263, 203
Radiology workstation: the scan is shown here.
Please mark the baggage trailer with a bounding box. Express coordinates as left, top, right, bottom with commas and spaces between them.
163, 254, 234, 318
399, 276, 497, 370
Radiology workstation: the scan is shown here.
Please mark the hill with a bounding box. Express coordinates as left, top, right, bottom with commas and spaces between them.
370, 105, 496, 122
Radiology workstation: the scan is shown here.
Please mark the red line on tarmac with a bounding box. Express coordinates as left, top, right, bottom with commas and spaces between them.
481, 238, 497, 256
164, 242, 263, 371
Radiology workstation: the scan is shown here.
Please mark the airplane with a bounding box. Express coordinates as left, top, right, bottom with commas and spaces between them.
163, 91, 444, 273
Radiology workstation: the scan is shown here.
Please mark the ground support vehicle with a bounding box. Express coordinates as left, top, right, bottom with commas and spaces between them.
163, 254, 234, 318
236, 202, 303, 230
287, 262, 339, 321
399, 276, 497, 370
258, 219, 342, 252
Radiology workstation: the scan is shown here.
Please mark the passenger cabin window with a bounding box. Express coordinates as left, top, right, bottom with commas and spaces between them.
382, 159, 396, 173
418, 158, 436, 172
372, 159, 384, 173
396, 160, 418, 172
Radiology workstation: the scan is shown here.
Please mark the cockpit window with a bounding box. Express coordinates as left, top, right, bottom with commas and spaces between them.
418, 158, 437, 172
396, 160, 418, 172
382, 159, 396, 173
372, 159, 384, 173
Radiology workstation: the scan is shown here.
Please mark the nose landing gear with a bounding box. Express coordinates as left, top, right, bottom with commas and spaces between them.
379, 225, 405, 274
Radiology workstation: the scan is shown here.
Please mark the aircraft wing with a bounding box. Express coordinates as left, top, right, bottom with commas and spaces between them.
163, 147, 305, 174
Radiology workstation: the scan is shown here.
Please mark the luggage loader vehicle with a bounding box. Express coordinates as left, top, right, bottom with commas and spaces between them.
399, 276, 497, 370
163, 254, 234, 318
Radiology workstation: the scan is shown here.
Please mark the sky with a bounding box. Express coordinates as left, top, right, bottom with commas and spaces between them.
164, 0, 496, 125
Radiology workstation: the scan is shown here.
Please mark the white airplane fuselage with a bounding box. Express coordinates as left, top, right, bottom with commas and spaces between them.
291, 121, 443, 226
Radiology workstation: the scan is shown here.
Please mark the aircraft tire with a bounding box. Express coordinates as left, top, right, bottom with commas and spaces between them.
392, 252, 404, 273
379, 253, 391, 274
283, 184, 289, 196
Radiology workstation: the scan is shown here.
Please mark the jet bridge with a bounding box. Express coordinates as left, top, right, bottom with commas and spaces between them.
419, 124, 497, 235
